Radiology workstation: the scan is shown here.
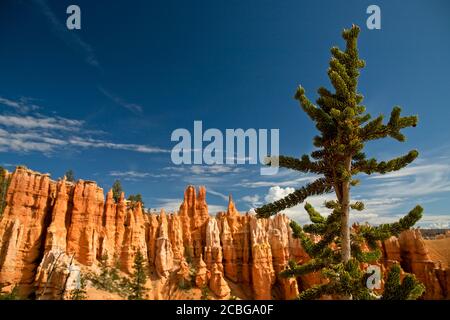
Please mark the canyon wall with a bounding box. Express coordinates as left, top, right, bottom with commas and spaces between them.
382, 230, 449, 299
0, 167, 448, 299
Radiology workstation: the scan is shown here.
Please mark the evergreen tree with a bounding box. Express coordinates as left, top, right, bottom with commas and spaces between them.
128, 251, 147, 300
65, 169, 75, 182
201, 286, 210, 300
127, 194, 143, 204
87, 254, 133, 298
381, 264, 425, 300
110, 255, 122, 283
112, 180, 123, 203
0, 166, 10, 216
96, 254, 115, 291
255, 25, 424, 299
128, 193, 144, 211
69, 274, 87, 300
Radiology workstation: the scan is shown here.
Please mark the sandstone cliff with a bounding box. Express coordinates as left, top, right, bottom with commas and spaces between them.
0, 167, 448, 300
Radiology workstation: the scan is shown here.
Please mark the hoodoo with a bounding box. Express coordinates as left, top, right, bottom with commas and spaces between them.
0, 166, 448, 300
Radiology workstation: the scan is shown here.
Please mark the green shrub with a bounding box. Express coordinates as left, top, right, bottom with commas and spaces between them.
69, 274, 87, 300
0, 167, 11, 216
87, 254, 131, 298
127, 251, 148, 300
0, 285, 19, 300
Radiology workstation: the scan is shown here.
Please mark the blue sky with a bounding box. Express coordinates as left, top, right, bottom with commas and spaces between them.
1, 0, 450, 227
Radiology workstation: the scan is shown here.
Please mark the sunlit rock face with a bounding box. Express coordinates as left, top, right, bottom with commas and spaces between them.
0, 167, 448, 299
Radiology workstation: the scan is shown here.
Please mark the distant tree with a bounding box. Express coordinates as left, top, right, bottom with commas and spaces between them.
201, 286, 210, 300
128, 194, 145, 213
127, 251, 148, 300
0, 166, 11, 216
69, 274, 87, 300
96, 254, 114, 291
65, 170, 75, 182
87, 254, 132, 298
128, 194, 144, 206
110, 255, 122, 283
112, 180, 123, 203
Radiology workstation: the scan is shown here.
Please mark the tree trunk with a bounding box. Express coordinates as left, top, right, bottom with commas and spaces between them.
340, 157, 351, 264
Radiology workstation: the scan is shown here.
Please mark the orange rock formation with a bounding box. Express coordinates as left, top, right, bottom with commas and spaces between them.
0, 167, 448, 300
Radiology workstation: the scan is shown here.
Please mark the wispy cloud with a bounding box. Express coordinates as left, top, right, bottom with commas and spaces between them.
99, 87, 143, 114
109, 171, 152, 179
165, 165, 244, 175
208, 189, 229, 201
423, 216, 450, 229
69, 137, 169, 153
102, 164, 248, 186
32, 0, 99, 67
241, 194, 261, 208
366, 162, 450, 198
239, 175, 316, 188
254, 157, 450, 228
0, 114, 83, 131
226, 155, 254, 162
0, 129, 59, 152
0, 128, 169, 154
108, 170, 174, 181
0, 96, 40, 113
0, 96, 168, 155
0, 163, 16, 168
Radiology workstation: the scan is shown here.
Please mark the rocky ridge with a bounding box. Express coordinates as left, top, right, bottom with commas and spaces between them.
0, 167, 448, 299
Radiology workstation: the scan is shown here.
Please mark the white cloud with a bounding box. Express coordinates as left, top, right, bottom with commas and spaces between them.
206, 204, 228, 214
264, 186, 295, 203
0, 128, 169, 154
147, 198, 181, 213
263, 187, 337, 224
225, 155, 254, 162
258, 184, 450, 229
110, 171, 149, 179
258, 186, 382, 225
366, 213, 450, 229
367, 163, 450, 198
0, 98, 169, 155
108, 170, 184, 182
68, 137, 169, 154
426, 220, 449, 229
0, 96, 40, 113
240, 176, 315, 188
193, 165, 244, 175
368, 163, 448, 180
241, 194, 261, 208
208, 189, 229, 201
0, 114, 83, 131
0, 129, 62, 152
0, 163, 15, 168
165, 165, 244, 175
